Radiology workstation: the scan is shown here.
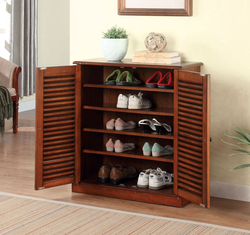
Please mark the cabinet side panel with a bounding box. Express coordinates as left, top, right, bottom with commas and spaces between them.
175, 70, 210, 208
35, 68, 44, 190
35, 66, 80, 189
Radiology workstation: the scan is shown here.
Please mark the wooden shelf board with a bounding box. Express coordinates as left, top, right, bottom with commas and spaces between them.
83, 84, 174, 93
83, 147, 173, 163
79, 175, 174, 196
83, 105, 174, 116
83, 127, 173, 140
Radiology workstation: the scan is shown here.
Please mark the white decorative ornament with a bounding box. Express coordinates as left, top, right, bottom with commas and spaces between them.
144, 32, 167, 52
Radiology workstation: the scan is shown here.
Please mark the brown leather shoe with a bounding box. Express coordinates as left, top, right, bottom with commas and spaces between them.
110, 164, 138, 185
98, 163, 114, 183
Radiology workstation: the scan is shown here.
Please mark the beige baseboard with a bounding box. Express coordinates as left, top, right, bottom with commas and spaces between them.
211, 181, 250, 202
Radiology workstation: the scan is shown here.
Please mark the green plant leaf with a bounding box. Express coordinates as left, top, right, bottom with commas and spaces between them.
224, 134, 250, 145
235, 126, 250, 142
231, 164, 250, 170
221, 139, 250, 153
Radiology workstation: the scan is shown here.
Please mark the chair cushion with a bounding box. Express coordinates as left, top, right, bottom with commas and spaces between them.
7, 87, 16, 96
0, 57, 18, 88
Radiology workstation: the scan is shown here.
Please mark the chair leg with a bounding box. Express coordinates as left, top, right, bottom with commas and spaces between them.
13, 100, 19, 133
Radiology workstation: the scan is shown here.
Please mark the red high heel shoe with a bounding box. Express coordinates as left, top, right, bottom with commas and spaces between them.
157, 72, 173, 89
146, 71, 162, 88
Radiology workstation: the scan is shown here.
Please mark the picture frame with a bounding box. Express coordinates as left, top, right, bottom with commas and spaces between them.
118, 0, 192, 16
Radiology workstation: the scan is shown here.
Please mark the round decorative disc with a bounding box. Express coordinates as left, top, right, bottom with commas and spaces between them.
144, 32, 167, 52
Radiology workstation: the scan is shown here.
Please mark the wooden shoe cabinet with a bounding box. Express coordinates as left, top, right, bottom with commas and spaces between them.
35, 58, 210, 208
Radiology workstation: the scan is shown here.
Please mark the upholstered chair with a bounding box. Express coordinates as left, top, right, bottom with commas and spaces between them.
0, 56, 21, 133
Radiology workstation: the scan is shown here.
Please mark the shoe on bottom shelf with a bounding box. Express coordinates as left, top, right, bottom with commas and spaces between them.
110, 164, 138, 185
98, 163, 114, 183
149, 170, 173, 190
114, 140, 135, 153
152, 143, 173, 157
137, 168, 157, 188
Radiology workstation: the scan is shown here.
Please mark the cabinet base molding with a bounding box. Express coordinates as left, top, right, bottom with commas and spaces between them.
72, 182, 189, 207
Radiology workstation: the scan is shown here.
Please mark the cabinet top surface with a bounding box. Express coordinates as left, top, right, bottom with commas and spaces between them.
73, 58, 203, 69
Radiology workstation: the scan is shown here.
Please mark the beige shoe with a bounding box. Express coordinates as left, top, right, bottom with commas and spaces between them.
106, 138, 114, 152
115, 118, 136, 130
106, 119, 115, 129
114, 140, 135, 153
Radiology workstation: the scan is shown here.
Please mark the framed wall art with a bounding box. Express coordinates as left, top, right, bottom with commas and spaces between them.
118, 0, 192, 16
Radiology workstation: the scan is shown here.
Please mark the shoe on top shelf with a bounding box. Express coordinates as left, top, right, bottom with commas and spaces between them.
116, 71, 142, 86
105, 69, 121, 85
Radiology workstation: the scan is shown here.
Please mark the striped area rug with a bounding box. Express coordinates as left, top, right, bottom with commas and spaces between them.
0, 192, 249, 235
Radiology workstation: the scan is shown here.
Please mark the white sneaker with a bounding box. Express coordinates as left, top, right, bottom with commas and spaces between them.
137, 169, 157, 188
117, 94, 131, 109
128, 92, 152, 109
149, 169, 173, 190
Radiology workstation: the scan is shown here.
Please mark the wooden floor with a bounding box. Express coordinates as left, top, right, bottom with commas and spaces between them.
1, 110, 250, 231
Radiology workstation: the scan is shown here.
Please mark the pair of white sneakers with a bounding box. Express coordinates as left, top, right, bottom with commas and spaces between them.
117, 91, 152, 110
137, 168, 173, 190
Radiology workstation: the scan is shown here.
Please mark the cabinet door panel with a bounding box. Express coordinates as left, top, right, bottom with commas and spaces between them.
174, 70, 210, 208
35, 66, 81, 190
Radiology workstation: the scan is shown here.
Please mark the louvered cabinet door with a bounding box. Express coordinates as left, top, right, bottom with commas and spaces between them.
173, 70, 210, 208
35, 66, 81, 190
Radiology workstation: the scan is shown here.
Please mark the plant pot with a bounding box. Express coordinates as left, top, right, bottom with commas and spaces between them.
101, 38, 128, 61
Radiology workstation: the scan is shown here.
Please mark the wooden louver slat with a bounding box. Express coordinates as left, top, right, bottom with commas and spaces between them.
174, 70, 210, 208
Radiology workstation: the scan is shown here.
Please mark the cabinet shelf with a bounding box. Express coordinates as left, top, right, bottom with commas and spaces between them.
83, 147, 173, 163
83, 127, 173, 140
83, 84, 174, 93
79, 175, 174, 195
83, 104, 174, 116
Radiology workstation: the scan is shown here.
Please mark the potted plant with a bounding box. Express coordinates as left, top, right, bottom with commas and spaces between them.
101, 26, 128, 61
222, 126, 250, 170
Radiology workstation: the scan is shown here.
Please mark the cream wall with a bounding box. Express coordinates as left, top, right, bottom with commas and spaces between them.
70, 0, 250, 186
38, 0, 70, 67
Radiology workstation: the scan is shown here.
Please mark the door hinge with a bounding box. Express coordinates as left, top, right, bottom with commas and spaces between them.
38, 187, 45, 190
199, 203, 205, 208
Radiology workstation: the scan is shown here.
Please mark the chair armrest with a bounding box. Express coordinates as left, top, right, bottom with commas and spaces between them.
12, 66, 21, 96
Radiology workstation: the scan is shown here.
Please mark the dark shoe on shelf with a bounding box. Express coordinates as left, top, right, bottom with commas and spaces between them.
152, 118, 172, 134
110, 164, 138, 185
98, 163, 114, 183
138, 119, 156, 133
157, 72, 173, 89
105, 69, 121, 85
116, 71, 142, 86
146, 71, 162, 88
